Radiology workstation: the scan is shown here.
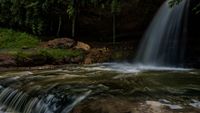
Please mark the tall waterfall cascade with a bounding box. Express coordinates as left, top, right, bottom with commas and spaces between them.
135, 0, 190, 67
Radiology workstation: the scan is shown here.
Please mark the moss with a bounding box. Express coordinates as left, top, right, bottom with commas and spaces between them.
8, 48, 84, 66
0, 28, 40, 49
38, 48, 83, 60
0, 28, 85, 66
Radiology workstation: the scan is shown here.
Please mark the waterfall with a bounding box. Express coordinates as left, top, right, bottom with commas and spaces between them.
0, 87, 91, 113
135, 0, 190, 67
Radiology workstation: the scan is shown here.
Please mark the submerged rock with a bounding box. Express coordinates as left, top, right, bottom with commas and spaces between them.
72, 98, 200, 113
73, 98, 173, 113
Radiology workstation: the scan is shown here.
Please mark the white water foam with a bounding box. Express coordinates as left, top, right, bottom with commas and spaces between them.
81, 63, 191, 73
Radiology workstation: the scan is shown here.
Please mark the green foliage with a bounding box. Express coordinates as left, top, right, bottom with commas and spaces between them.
37, 48, 83, 59
0, 0, 125, 37
168, 0, 182, 7
0, 0, 111, 36
67, 3, 75, 19
6, 48, 83, 65
169, 0, 200, 14
14, 50, 31, 64
8, 48, 82, 60
193, 3, 200, 14
0, 28, 40, 49
111, 0, 121, 14
0, 0, 66, 35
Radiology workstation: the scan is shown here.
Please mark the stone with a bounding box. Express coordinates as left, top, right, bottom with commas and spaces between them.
84, 47, 111, 64
75, 41, 91, 51
0, 54, 16, 67
84, 57, 92, 64
43, 38, 76, 49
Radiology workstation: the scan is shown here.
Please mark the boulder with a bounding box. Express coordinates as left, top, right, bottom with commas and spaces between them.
84, 47, 110, 64
43, 38, 76, 49
75, 41, 91, 51
0, 54, 16, 67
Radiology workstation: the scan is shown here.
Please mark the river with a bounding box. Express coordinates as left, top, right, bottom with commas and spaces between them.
0, 63, 199, 113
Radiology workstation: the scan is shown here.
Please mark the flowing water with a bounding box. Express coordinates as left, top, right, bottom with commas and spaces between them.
135, 0, 190, 67
0, 64, 199, 113
0, 0, 198, 113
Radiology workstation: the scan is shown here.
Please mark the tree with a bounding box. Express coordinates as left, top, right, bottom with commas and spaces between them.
67, 0, 78, 38
111, 0, 120, 44
67, 0, 108, 38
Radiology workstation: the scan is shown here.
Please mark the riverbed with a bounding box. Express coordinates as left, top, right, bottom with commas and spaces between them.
0, 63, 199, 113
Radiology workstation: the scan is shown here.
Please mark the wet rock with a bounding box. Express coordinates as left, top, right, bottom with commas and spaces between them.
146, 101, 164, 113
71, 56, 84, 64
43, 38, 76, 49
72, 97, 200, 113
147, 101, 183, 111
72, 98, 138, 113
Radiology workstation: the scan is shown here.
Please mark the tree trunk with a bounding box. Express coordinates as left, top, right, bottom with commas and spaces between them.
57, 16, 62, 36
72, 15, 76, 38
113, 13, 116, 44
72, 0, 78, 38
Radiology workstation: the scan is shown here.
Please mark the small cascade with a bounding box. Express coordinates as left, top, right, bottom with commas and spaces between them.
61, 90, 91, 113
0, 87, 91, 113
135, 0, 190, 67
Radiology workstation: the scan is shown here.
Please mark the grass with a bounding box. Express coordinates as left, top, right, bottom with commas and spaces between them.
12, 48, 82, 59
39, 48, 83, 59
0, 28, 85, 65
0, 28, 40, 49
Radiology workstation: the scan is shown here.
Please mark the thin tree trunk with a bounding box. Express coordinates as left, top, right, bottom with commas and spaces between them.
113, 14, 116, 44
72, 0, 77, 38
72, 16, 75, 38
57, 16, 62, 36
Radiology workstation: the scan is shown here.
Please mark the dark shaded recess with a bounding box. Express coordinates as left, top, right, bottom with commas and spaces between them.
185, 0, 200, 68
76, 0, 164, 42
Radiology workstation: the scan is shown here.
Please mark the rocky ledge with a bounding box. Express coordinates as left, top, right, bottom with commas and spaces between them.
0, 38, 135, 68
